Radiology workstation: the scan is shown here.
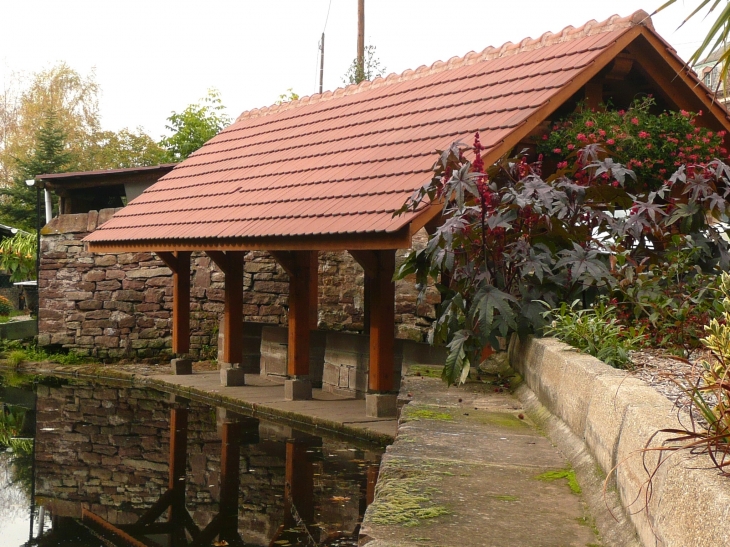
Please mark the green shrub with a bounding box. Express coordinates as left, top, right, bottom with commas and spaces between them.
541, 300, 645, 368
0, 295, 12, 316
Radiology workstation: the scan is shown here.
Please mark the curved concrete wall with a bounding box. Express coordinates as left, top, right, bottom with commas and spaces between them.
509, 336, 730, 547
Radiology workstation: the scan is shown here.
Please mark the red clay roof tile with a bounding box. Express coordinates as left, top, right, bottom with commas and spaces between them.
86, 11, 668, 250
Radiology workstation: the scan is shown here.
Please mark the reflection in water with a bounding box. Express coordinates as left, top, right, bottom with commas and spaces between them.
3, 376, 382, 547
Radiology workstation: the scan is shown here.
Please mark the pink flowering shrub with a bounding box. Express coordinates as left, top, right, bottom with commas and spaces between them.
540, 97, 727, 192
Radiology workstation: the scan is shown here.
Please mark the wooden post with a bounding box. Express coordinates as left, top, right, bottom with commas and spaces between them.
309, 251, 319, 330
287, 251, 314, 377
357, 0, 365, 80
207, 251, 245, 365
157, 251, 191, 355
369, 250, 395, 393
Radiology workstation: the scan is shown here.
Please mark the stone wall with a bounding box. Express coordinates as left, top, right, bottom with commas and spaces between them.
38, 210, 438, 361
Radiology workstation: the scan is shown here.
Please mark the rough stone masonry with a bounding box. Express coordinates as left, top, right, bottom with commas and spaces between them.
38, 209, 439, 361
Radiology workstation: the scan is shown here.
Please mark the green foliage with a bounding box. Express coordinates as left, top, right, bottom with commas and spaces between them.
88, 127, 168, 169
535, 468, 582, 494
0, 296, 11, 316
540, 97, 725, 193
654, 271, 730, 473
276, 88, 300, 105
0, 110, 71, 230
397, 123, 730, 384
0, 231, 37, 281
610, 244, 721, 355
343, 45, 387, 84
542, 300, 644, 368
159, 89, 231, 162
0, 406, 25, 447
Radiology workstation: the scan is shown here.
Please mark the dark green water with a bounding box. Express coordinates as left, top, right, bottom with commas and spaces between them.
0, 373, 382, 547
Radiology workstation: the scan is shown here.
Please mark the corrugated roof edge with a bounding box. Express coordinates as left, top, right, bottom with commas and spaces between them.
35, 164, 178, 181
236, 10, 652, 124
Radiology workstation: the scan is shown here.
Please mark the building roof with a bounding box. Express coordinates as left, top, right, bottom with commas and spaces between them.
85, 10, 730, 253
36, 164, 177, 190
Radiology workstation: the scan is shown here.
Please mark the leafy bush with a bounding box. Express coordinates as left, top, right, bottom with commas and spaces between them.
542, 299, 644, 368
0, 231, 37, 282
655, 272, 730, 473
0, 295, 11, 316
397, 128, 730, 385
540, 97, 726, 193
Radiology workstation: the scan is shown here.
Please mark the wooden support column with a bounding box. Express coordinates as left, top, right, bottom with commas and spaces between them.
207, 251, 245, 365
270, 251, 317, 377
369, 250, 395, 393
157, 251, 191, 355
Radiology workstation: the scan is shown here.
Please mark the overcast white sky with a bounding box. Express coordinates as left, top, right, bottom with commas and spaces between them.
0, 1, 719, 139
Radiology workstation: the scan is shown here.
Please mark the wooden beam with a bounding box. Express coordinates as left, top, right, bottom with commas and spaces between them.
171, 251, 190, 355
369, 250, 396, 392
269, 250, 296, 276
287, 251, 316, 377
584, 79, 603, 111
86, 225, 414, 254
155, 251, 178, 272
349, 250, 378, 278
82, 509, 153, 547
309, 251, 319, 330
206, 250, 231, 274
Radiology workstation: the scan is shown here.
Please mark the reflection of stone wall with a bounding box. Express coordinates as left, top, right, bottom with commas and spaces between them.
39, 210, 438, 360
33, 381, 378, 543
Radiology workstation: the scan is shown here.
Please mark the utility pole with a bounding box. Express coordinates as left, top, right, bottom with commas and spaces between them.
319, 32, 325, 94
357, 0, 365, 82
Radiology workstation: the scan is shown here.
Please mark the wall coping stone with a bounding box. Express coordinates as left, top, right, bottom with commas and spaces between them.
510, 336, 730, 547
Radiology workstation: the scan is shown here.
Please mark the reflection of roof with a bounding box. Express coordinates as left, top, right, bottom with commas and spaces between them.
35, 164, 177, 190
85, 10, 730, 252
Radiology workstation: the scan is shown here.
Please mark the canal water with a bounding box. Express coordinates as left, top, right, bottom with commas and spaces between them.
0, 373, 383, 547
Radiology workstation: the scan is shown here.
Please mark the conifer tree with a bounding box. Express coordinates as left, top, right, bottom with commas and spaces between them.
0, 110, 72, 230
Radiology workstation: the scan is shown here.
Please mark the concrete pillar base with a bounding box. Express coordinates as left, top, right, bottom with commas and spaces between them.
285, 378, 312, 401
366, 393, 397, 418
171, 358, 193, 375
220, 363, 246, 386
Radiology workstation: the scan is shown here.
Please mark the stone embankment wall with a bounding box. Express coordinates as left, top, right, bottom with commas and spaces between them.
38, 210, 438, 360
34, 381, 375, 544
510, 337, 730, 547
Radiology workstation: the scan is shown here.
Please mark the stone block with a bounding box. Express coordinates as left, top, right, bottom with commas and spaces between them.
220, 365, 246, 386
284, 378, 312, 401
41, 213, 89, 235
365, 393, 397, 418
95, 255, 117, 267
125, 267, 172, 279
113, 290, 144, 302
172, 358, 193, 375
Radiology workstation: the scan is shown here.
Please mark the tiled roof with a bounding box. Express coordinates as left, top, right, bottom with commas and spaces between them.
85, 10, 676, 250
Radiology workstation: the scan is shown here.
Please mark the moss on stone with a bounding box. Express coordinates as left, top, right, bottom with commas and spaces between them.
405, 408, 454, 421
535, 468, 582, 494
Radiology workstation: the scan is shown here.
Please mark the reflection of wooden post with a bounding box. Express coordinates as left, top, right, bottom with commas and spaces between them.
168, 408, 188, 528
219, 422, 242, 540
285, 441, 315, 525
366, 465, 379, 505
157, 251, 191, 355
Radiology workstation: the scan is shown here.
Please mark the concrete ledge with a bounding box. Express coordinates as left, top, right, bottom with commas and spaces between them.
0, 318, 37, 340
510, 336, 730, 547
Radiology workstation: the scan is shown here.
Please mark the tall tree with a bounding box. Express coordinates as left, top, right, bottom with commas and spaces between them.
342, 45, 386, 85
88, 128, 168, 169
159, 89, 231, 161
0, 110, 71, 230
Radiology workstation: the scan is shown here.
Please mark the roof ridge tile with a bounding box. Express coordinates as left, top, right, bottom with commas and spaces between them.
235, 10, 651, 124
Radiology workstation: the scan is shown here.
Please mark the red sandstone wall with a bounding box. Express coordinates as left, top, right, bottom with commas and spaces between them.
38, 210, 437, 360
